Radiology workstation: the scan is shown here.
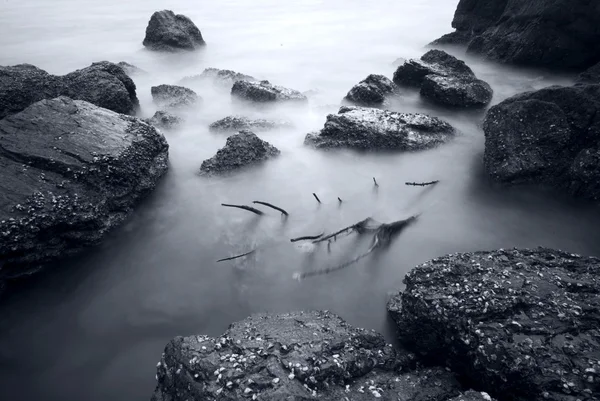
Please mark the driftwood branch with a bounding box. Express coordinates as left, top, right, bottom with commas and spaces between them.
221, 203, 264, 215
405, 181, 439, 187
313, 218, 376, 244
217, 249, 256, 262
313, 193, 322, 203
373, 177, 379, 187
338, 197, 343, 203
252, 201, 289, 216
290, 232, 324, 242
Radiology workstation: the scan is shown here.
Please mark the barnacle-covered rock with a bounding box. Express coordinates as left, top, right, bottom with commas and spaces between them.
208, 116, 292, 133
151, 84, 199, 110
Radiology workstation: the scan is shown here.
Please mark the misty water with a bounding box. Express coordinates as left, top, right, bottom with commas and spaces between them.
1, 1, 600, 400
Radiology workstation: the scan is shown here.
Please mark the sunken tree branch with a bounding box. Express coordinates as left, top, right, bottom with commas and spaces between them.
221, 203, 264, 215
252, 201, 289, 216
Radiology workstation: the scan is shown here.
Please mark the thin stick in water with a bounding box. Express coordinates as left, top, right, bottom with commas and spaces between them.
405, 180, 439, 187
252, 201, 289, 216
373, 177, 379, 187
217, 249, 256, 262
290, 232, 324, 242
338, 197, 343, 203
313, 193, 322, 203
221, 203, 264, 215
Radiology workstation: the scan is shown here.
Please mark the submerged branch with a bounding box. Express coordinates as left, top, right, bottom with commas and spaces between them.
221, 203, 264, 215
252, 201, 289, 216
313, 193, 322, 203
290, 232, 324, 242
217, 249, 256, 262
405, 181, 439, 187
373, 177, 379, 187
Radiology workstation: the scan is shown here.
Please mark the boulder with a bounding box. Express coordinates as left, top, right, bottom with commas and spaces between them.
387, 247, 600, 401
0, 97, 168, 284
151, 84, 199, 110
208, 116, 292, 133
151, 310, 472, 401
147, 110, 183, 131
577, 62, 600, 85
483, 84, 600, 200
199, 130, 279, 175
0, 61, 139, 119
231, 80, 307, 104
304, 106, 455, 151
143, 10, 205, 52
180, 68, 255, 89
343, 74, 399, 107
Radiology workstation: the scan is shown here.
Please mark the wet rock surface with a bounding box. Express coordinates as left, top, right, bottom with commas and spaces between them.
231, 80, 307, 104
0, 97, 169, 284
199, 130, 280, 175
151, 84, 199, 110
147, 110, 183, 131
208, 116, 292, 133
180, 68, 256, 89
143, 10, 205, 52
388, 247, 600, 401
0, 61, 139, 119
304, 106, 455, 151
483, 84, 600, 200
343, 74, 399, 107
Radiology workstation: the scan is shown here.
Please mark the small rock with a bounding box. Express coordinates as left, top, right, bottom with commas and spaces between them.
208, 116, 292, 133
231, 80, 307, 104
143, 10, 205, 52
151, 84, 199, 110
146, 110, 183, 130
343, 74, 399, 107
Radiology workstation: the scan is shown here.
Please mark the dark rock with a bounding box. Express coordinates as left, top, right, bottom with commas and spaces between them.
0, 61, 139, 119
304, 106, 455, 151
180, 68, 255, 89
147, 110, 183, 131
483, 84, 600, 200
116, 62, 146, 76
343, 74, 399, 107
448, 391, 496, 401
199, 130, 279, 175
151, 84, 199, 110
208, 116, 292, 133
577, 62, 600, 85
0, 97, 169, 284
231, 80, 307, 104
387, 247, 600, 401
151, 310, 468, 401
143, 10, 205, 52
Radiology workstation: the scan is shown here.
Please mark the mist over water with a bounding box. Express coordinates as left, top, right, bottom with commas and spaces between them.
1, 1, 600, 400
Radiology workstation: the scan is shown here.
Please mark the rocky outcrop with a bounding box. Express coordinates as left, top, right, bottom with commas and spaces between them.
0, 97, 169, 285
147, 110, 183, 131
577, 63, 600, 85
433, 0, 600, 70
393, 50, 492, 108
483, 84, 600, 200
388, 247, 600, 401
180, 68, 255, 89
231, 80, 307, 104
343, 74, 399, 107
304, 106, 455, 151
151, 84, 199, 110
0, 61, 139, 119
143, 10, 205, 52
199, 130, 279, 175
208, 116, 292, 133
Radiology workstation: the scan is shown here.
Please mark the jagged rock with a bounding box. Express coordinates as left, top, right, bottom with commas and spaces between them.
483, 84, 600, 200
0, 61, 139, 119
199, 130, 279, 175
151, 310, 471, 401
393, 50, 492, 108
151, 84, 199, 110
304, 106, 455, 151
116, 62, 146, 76
143, 10, 205, 52
208, 116, 292, 133
387, 247, 600, 401
0, 97, 168, 286
180, 68, 255, 89
343, 74, 399, 107
147, 110, 183, 130
231, 80, 307, 104
577, 62, 600, 85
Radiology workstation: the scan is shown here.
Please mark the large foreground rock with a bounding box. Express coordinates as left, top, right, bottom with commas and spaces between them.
199, 130, 279, 175
344, 74, 399, 107
387, 248, 600, 401
0, 61, 139, 119
304, 106, 455, 151
433, 0, 600, 70
180, 68, 255, 89
209, 116, 292, 133
151, 84, 199, 110
0, 97, 169, 284
151, 310, 482, 401
231, 80, 307, 104
143, 10, 205, 52
483, 84, 600, 200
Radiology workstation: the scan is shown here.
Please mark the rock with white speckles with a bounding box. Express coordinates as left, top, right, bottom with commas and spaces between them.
343, 74, 400, 107
208, 116, 292, 133
151, 84, 199, 110
231, 80, 307, 104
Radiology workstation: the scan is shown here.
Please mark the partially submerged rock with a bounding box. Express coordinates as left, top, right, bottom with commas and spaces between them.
231, 80, 307, 104
304, 106, 455, 151
180, 68, 255, 89
343, 74, 399, 107
208, 116, 292, 133
151, 84, 199, 110
143, 10, 205, 52
116, 61, 146, 76
577, 62, 600, 85
146, 110, 183, 131
388, 247, 600, 401
199, 130, 279, 175
0, 97, 169, 284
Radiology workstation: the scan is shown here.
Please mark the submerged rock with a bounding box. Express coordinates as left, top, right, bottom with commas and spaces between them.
199, 130, 279, 175
208, 115, 292, 133
151, 84, 199, 110
388, 247, 600, 401
143, 10, 205, 52
343, 74, 399, 107
0, 97, 169, 285
180, 68, 255, 89
0, 61, 139, 119
304, 106, 455, 151
146, 110, 183, 131
231, 80, 307, 104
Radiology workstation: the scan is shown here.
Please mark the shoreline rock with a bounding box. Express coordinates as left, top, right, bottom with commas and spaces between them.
180, 68, 256, 89
143, 10, 205, 52
146, 110, 183, 131
208, 116, 292, 133
151, 84, 199, 110
343, 74, 399, 107
231, 80, 307, 104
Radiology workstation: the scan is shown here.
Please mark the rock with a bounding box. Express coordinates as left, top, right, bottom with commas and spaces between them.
116, 62, 146, 76
151, 310, 468, 401
208, 116, 292, 133
387, 247, 600, 401
151, 84, 199, 110
432, 0, 600, 70
0, 97, 169, 284
343, 74, 399, 107
448, 391, 496, 401
0, 61, 139, 119
147, 110, 183, 131
304, 106, 455, 151
231, 80, 307, 104
393, 50, 492, 108
180, 68, 255, 89
143, 10, 205, 52
483, 84, 600, 200
577, 62, 600, 85
199, 130, 279, 175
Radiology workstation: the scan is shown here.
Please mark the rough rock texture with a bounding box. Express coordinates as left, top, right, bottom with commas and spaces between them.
151, 310, 470, 401
393, 50, 492, 108
577, 63, 600, 85
0, 61, 139, 119
483, 84, 600, 200
432, 0, 600, 70
199, 130, 279, 175
387, 248, 600, 401
151, 84, 199, 110
231, 80, 307, 104
143, 10, 205, 52
180, 68, 255, 89
448, 391, 495, 401
0, 97, 169, 283
209, 116, 292, 133
117, 62, 146, 76
304, 106, 455, 151
147, 111, 183, 131
344, 74, 399, 107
